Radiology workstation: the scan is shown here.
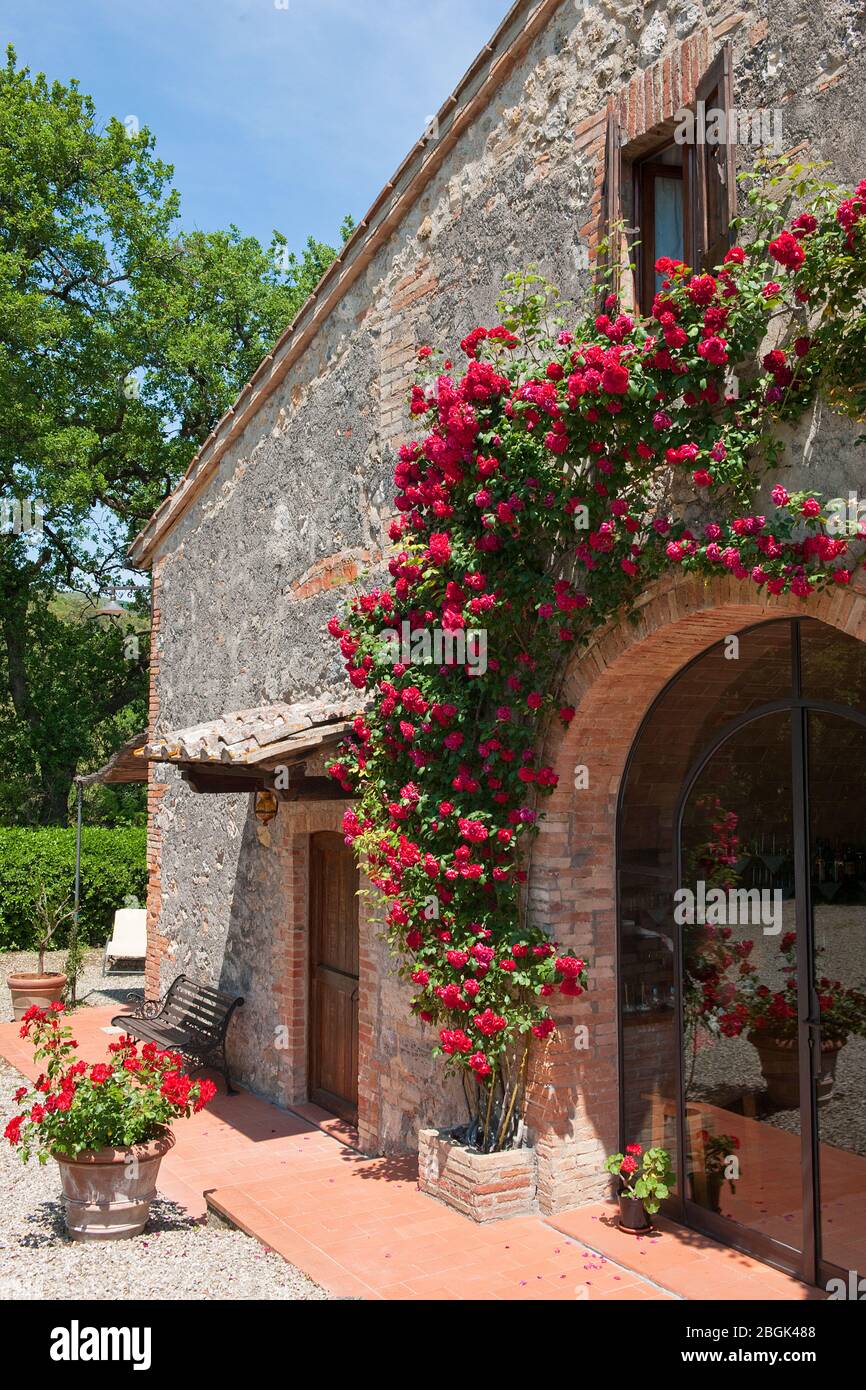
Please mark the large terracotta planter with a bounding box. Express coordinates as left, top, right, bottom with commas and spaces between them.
749, 1032, 845, 1109
54, 1128, 175, 1241
7, 972, 67, 1022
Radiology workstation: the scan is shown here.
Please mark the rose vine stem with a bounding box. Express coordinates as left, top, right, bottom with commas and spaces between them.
482, 1060, 496, 1151
496, 1035, 531, 1151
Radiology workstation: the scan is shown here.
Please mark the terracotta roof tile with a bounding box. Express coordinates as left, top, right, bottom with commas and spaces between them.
141, 697, 358, 767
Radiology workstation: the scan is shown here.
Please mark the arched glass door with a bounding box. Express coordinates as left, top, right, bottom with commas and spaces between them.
618, 618, 866, 1286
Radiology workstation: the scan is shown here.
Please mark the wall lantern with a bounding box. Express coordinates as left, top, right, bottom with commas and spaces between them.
91, 597, 125, 620
254, 788, 279, 825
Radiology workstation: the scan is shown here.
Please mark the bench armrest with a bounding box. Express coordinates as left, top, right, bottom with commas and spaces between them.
122, 993, 162, 1020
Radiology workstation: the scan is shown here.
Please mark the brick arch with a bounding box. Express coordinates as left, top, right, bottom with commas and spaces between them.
526, 572, 866, 1214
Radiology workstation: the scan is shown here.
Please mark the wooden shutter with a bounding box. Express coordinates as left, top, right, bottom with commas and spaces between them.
694, 41, 737, 271
602, 99, 622, 299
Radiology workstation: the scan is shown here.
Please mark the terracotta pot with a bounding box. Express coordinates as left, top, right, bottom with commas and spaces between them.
54, 1128, 175, 1241
7, 972, 67, 1022
618, 1192, 652, 1232
749, 1032, 845, 1109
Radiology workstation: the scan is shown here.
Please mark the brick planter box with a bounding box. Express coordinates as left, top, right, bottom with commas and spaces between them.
418, 1127, 537, 1222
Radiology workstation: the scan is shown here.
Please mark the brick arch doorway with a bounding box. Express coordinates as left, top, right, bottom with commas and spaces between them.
525, 576, 866, 1224
617, 614, 866, 1288
309, 830, 360, 1124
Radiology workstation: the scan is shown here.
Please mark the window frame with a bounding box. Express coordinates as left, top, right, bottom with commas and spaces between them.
602, 41, 738, 315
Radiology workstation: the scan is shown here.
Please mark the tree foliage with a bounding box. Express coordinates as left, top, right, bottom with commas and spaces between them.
0, 47, 352, 822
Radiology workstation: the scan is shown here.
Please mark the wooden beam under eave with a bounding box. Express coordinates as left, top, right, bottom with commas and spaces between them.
280, 776, 352, 802
180, 768, 269, 794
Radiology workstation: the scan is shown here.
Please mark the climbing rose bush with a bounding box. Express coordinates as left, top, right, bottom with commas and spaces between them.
327, 163, 866, 1152
3, 1004, 217, 1159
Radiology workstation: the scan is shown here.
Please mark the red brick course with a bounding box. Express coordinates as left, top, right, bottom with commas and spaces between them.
289, 549, 379, 601
418, 1128, 538, 1222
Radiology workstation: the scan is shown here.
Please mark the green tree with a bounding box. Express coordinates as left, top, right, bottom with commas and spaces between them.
0, 47, 352, 822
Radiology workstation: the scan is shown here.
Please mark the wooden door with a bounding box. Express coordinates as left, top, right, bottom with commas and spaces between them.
309, 831, 359, 1122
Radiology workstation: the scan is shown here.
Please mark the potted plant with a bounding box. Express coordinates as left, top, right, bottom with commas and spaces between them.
745, 934, 866, 1108
691, 1130, 740, 1214
604, 1143, 675, 1232
6, 887, 76, 1021
3, 1003, 217, 1240
686, 927, 866, 1109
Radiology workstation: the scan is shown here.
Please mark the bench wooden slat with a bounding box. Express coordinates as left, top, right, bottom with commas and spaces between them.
164, 998, 227, 1025
166, 994, 231, 1021
167, 994, 234, 1021
172, 981, 236, 1005
172, 983, 234, 1007
130, 1022, 195, 1049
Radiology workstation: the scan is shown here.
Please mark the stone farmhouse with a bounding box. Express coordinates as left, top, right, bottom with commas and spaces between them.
128, 0, 866, 1287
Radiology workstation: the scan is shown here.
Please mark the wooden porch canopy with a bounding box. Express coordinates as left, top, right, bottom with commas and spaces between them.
75, 730, 149, 787
135, 697, 358, 797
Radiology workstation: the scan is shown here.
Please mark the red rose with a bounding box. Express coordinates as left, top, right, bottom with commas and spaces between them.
531, 1017, 555, 1039
4, 1116, 23, 1145
428, 533, 451, 567
769, 230, 806, 270
601, 362, 629, 394
697, 335, 728, 366
469, 1051, 491, 1078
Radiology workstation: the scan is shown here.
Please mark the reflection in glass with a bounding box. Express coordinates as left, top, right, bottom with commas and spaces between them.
680, 713, 802, 1254
619, 620, 793, 873
800, 619, 866, 711
808, 712, 866, 1274
618, 616, 866, 1278
620, 873, 677, 1169
654, 176, 684, 292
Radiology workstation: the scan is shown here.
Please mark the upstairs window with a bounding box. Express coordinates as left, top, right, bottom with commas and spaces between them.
603, 41, 737, 315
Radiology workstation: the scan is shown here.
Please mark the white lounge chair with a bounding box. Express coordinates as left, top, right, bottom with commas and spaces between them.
103, 908, 147, 974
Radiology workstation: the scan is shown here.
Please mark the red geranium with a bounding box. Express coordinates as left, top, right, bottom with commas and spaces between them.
5, 1006, 217, 1161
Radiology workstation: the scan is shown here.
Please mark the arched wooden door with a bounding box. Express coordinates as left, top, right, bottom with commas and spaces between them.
309, 831, 360, 1122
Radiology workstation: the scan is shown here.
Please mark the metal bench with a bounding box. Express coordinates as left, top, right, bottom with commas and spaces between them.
112, 974, 244, 1094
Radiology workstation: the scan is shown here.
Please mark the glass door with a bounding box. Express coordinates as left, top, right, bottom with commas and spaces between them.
618, 616, 866, 1286
806, 711, 866, 1284
679, 711, 806, 1274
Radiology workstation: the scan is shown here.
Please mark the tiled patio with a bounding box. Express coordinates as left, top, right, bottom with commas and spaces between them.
0, 1004, 822, 1301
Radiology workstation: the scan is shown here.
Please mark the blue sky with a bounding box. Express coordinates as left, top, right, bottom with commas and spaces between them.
5, 0, 514, 254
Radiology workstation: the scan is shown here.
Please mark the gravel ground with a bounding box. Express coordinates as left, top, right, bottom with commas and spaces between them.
0, 947, 142, 1024
0, 1052, 331, 1300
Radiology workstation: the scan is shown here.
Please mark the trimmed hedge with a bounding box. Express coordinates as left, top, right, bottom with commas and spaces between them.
0, 827, 147, 951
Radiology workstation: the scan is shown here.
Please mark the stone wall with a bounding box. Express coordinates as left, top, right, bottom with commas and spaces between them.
142, 0, 866, 1168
